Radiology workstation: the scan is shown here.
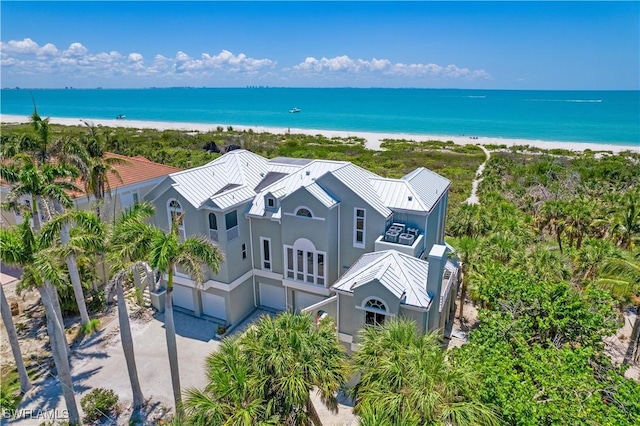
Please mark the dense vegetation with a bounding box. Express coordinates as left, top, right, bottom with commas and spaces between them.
448, 149, 640, 424
1, 121, 486, 211
1, 117, 639, 424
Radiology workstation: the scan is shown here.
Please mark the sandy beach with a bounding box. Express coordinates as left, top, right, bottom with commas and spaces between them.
1, 114, 637, 154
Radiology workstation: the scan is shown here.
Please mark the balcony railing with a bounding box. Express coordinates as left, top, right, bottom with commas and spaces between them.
226, 226, 239, 242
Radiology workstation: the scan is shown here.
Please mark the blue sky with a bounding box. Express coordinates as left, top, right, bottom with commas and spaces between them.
1, 1, 638, 89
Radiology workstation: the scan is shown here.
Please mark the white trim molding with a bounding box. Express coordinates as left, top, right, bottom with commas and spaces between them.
353, 207, 366, 248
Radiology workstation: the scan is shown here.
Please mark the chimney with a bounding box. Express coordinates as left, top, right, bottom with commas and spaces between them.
426, 244, 447, 331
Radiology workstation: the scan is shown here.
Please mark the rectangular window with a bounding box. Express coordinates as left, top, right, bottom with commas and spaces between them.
317, 253, 325, 285
306, 251, 314, 283
261, 238, 271, 270
242, 243, 247, 259
354, 208, 366, 247
225, 211, 239, 241
267, 197, 275, 207
297, 250, 304, 280
133, 192, 139, 205
286, 248, 294, 278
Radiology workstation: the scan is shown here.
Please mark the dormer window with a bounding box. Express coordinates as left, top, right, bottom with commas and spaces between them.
295, 208, 312, 218
267, 197, 275, 208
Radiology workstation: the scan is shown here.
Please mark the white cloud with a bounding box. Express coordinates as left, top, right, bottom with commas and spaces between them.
63, 42, 88, 57
0, 38, 489, 86
128, 53, 143, 62
0, 38, 276, 82
293, 55, 490, 80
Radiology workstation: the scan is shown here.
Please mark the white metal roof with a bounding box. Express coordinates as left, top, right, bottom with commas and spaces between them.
325, 164, 393, 218
401, 168, 451, 212
169, 150, 269, 208
370, 178, 431, 211
163, 151, 448, 217
331, 250, 432, 309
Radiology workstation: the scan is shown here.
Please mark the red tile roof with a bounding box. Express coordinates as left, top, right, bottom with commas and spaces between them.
1, 153, 181, 199
101, 152, 181, 191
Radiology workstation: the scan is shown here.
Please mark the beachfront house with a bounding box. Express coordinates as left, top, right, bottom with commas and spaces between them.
0, 153, 181, 228
143, 149, 459, 348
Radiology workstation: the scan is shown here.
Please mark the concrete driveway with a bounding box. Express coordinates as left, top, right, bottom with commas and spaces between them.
4, 307, 357, 425
6, 308, 221, 425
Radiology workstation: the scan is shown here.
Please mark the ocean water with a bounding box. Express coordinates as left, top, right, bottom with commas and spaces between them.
1, 88, 638, 146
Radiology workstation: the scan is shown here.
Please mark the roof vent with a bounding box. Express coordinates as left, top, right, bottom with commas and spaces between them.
408, 195, 413, 201
305, 170, 311, 176
260, 172, 264, 177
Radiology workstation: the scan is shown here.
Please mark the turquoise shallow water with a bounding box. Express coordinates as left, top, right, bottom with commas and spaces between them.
1, 88, 638, 146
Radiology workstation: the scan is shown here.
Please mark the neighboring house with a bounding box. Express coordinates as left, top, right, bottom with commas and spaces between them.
144, 149, 459, 348
0, 153, 181, 227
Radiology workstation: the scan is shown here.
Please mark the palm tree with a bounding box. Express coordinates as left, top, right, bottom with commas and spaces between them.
609, 191, 640, 250
0, 217, 80, 424
571, 238, 618, 283
182, 338, 279, 425
104, 202, 161, 412
106, 263, 149, 411
183, 313, 348, 425
0, 284, 31, 394
1, 108, 87, 171
148, 215, 223, 412
241, 313, 348, 425
564, 196, 594, 250
40, 210, 104, 327
448, 204, 491, 238
0, 154, 79, 230
351, 319, 500, 426
454, 236, 480, 323
596, 249, 640, 364
537, 200, 567, 253
79, 121, 130, 219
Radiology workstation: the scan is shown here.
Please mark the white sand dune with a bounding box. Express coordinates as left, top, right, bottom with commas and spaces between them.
2, 114, 637, 154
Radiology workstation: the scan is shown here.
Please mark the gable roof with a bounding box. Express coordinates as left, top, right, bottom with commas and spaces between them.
167, 150, 269, 209
331, 250, 433, 310
401, 168, 451, 212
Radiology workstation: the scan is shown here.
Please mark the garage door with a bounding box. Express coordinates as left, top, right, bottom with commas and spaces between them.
171, 284, 195, 312
202, 292, 227, 321
295, 292, 326, 311
259, 283, 286, 311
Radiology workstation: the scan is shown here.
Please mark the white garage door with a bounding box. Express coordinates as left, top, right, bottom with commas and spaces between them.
172, 285, 195, 312
259, 283, 286, 311
295, 292, 326, 311
202, 292, 227, 321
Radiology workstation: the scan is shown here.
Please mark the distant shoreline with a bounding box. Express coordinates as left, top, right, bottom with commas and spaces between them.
2, 114, 638, 154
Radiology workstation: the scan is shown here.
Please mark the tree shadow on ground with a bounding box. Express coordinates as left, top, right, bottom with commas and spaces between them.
155, 309, 217, 342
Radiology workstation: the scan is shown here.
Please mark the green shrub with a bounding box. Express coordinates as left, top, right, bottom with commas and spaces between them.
80, 388, 119, 422
0, 370, 20, 414
81, 319, 101, 335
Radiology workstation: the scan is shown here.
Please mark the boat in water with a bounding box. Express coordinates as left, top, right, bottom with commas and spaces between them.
289, 107, 301, 113
115, 114, 126, 120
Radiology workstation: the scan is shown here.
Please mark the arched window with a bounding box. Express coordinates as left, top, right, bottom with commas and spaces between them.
167, 199, 185, 240
364, 298, 386, 326
295, 208, 312, 218
284, 238, 326, 285
208, 213, 218, 241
